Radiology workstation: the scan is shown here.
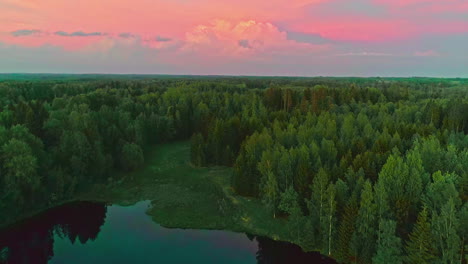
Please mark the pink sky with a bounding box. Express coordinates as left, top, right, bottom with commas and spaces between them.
0, 0, 467, 76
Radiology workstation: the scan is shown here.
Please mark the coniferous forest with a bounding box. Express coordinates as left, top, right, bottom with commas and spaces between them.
0, 75, 467, 263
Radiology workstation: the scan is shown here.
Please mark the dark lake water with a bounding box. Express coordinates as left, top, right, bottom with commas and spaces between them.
0, 201, 336, 264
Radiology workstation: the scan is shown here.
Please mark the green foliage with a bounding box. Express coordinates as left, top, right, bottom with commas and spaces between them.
373, 219, 403, 264
278, 186, 300, 216
1, 138, 39, 206
321, 183, 336, 256
335, 203, 358, 263
351, 180, 377, 263
0, 247, 9, 262
190, 133, 206, 166
377, 152, 423, 228
120, 143, 144, 171
431, 198, 461, 264
405, 208, 436, 264
1, 76, 468, 263
309, 168, 330, 240
258, 150, 280, 217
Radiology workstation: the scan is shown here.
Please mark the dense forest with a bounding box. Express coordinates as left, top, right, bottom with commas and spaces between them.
0, 75, 467, 263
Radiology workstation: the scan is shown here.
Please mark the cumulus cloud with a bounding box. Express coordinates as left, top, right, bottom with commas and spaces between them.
180, 20, 328, 60
11, 29, 42, 37
238, 39, 251, 48
54, 31, 105, 37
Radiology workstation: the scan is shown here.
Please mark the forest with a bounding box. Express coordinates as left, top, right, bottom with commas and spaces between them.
0, 75, 467, 263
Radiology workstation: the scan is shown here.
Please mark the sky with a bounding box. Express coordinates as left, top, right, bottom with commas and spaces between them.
0, 0, 467, 77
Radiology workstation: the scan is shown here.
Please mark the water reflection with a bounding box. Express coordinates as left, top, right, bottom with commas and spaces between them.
255, 236, 336, 264
0, 202, 107, 264
0, 201, 335, 264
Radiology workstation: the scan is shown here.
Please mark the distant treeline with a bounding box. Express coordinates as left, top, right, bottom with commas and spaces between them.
0, 76, 467, 263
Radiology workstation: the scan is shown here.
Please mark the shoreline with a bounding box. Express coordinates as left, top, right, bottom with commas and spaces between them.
0, 141, 331, 261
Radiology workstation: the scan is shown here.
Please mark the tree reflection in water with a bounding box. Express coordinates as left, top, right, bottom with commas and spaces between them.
0, 202, 107, 264
0, 202, 336, 264
253, 235, 336, 264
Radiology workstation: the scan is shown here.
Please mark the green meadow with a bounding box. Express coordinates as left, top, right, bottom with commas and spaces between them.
82, 141, 297, 247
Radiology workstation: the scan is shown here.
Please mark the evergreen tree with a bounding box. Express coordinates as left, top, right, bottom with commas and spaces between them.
335, 203, 358, 263
374, 178, 390, 244
405, 208, 436, 264
351, 180, 377, 263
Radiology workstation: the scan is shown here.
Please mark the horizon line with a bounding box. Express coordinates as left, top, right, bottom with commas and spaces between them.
0, 73, 467, 79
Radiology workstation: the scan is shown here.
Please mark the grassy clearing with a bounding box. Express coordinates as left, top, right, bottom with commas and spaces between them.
2, 141, 302, 249
83, 141, 295, 245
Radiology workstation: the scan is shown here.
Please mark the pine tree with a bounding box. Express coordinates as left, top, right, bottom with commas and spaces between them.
374, 179, 390, 244
351, 180, 377, 263
335, 203, 358, 263
405, 208, 436, 264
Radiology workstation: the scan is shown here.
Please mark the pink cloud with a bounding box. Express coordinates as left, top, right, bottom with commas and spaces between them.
0, 0, 467, 54
419, 2, 468, 13
372, 0, 468, 17
373, 0, 463, 8
1, 19, 328, 67
178, 20, 329, 63
335, 51, 394, 57
288, 18, 417, 42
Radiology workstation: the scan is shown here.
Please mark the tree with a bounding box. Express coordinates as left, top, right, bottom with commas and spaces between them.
190, 133, 206, 166
278, 186, 304, 241
1, 139, 39, 205
321, 183, 336, 256
320, 139, 337, 168
295, 145, 311, 198
459, 203, 468, 264
233, 131, 273, 196
377, 153, 417, 228
120, 143, 144, 171
310, 168, 330, 233
374, 178, 390, 244
335, 203, 358, 263
431, 198, 461, 264
258, 150, 280, 218
373, 219, 403, 264
351, 180, 377, 263
405, 208, 436, 264
277, 149, 293, 190
59, 131, 92, 179
279, 186, 300, 216
262, 170, 279, 218
424, 171, 459, 214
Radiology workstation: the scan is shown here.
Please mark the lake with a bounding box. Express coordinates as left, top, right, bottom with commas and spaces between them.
0, 201, 336, 264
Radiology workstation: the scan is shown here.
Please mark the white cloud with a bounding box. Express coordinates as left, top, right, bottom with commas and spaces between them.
414, 50, 440, 57
335, 51, 394, 56
179, 19, 329, 59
